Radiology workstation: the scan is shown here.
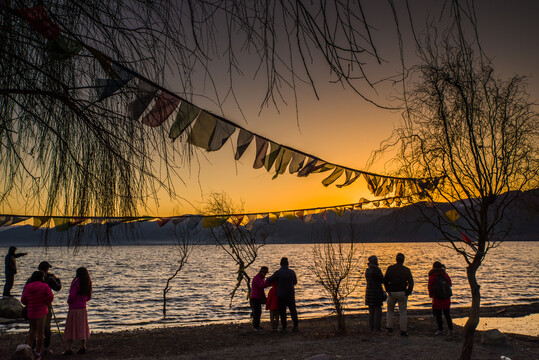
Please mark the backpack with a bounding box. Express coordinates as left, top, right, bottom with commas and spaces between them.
432, 274, 452, 299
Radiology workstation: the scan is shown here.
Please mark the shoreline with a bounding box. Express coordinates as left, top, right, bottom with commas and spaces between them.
1, 303, 538, 359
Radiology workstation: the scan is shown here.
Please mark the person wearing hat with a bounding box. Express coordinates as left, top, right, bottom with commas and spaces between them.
3, 246, 28, 297
250, 266, 269, 331
364, 255, 385, 331
384, 253, 414, 336
38, 261, 61, 355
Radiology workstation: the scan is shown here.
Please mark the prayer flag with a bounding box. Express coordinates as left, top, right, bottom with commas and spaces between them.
253, 136, 269, 169
282, 211, 295, 221
462, 232, 472, 244
322, 167, 344, 186
264, 142, 281, 171
33, 216, 50, 230
288, 152, 306, 174
337, 170, 361, 188
157, 218, 171, 227
202, 216, 228, 228
45, 35, 83, 60
0, 216, 30, 227
297, 158, 318, 177
169, 101, 200, 140
96, 63, 134, 101
142, 91, 181, 127
273, 148, 293, 176
17, 6, 61, 39
235, 129, 254, 160
208, 119, 236, 151
129, 80, 158, 121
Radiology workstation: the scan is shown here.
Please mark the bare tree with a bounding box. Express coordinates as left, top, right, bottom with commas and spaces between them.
162, 221, 193, 317
311, 214, 362, 333
200, 192, 269, 306
376, 33, 538, 359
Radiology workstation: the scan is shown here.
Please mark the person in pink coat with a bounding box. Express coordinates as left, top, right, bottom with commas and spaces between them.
428, 261, 454, 335
21, 271, 54, 360
63, 267, 92, 355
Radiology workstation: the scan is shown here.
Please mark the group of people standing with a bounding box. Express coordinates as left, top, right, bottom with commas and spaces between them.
250, 253, 454, 337
250, 257, 299, 332
3, 247, 92, 359
365, 252, 454, 336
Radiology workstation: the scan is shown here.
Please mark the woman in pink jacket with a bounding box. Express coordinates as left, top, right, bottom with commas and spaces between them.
21, 271, 54, 360
63, 267, 92, 355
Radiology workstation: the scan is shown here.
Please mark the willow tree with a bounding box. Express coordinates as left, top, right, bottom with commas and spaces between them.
1, 0, 396, 220
381, 33, 538, 359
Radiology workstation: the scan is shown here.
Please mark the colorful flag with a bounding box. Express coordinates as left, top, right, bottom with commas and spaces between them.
337, 170, 361, 188
17, 6, 61, 39
142, 91, 181, 127
33, 216, 50, 230
96, 63, 134, 101
264, 142, 281, 171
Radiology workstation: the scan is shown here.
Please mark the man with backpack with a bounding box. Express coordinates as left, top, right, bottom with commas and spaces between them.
428, 261, 454, 335
384, 253, 414, 336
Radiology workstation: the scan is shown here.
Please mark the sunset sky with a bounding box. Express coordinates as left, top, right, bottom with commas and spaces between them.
1, 1, 537, 219
137, 0, 538, 217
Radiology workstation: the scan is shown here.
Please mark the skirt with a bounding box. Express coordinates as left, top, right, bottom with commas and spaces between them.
63, 308, 90, 340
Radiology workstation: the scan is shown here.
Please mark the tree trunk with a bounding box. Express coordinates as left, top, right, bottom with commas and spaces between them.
459, 262, 481, 360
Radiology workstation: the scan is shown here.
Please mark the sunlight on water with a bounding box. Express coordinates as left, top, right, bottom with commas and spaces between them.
453, 314, 539, 337
1, 242, 537, 333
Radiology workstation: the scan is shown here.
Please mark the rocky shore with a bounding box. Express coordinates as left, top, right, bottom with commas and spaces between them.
1, 303, 538, 359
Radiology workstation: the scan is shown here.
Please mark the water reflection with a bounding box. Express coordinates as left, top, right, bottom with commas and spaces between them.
1, 241, 537, 333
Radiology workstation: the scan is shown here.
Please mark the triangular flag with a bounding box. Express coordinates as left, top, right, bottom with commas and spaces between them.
187, 111, 218, 149
17, 6, 61, 39
322, 167, 345, 186
288, 152, 306, 174
129, 80, 158, 121
253, 136, 269, 169
462, 232, 472, 244
157, 218, 171, 227
273, 148, 293, 177
264, 142, 281, 171
330, 207, 345, 217
141, 91, 181, 127
33, 216, 50, 230
0, 216, 30, 227
282, 211, 296, 221
53, 217, 72, 232
202, 216, 228, 228
228, 215, 244, 228
295, 210, 304, 222
168, 101, 201, 141
297, 158, 318, 177
245, 214, 257, 230
269, 213, 279, 223
337, 170, 361, 188
311, 162, 334, 174
234, 129, 254, 160
186, 216, 202, 230
207, 119, 236, 151
45, 35, 83, 60
96, 63, 134, 101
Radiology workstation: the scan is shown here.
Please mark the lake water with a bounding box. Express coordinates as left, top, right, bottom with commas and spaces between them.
1, 242, 538, 334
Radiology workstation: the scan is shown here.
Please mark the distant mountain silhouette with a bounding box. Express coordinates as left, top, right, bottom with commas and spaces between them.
1, 189, 537, 246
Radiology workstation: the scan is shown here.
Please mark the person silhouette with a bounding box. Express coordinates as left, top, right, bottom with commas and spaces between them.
3, 246, 28, 297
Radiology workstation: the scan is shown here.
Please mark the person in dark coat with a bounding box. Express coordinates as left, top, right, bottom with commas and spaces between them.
428, 261, 454, 335
266, 257, 298, 332
384, 252, 414, 336
365, 255, 385, 331
38, 261, 62, 354
3, 246, 28, 297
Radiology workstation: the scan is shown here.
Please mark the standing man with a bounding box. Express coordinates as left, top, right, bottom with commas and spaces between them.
38, 261, 61, 355
250, 266, 269, 331
267, 257, 298, 332
384, 253, 414, 337
3, 246, 28, 297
